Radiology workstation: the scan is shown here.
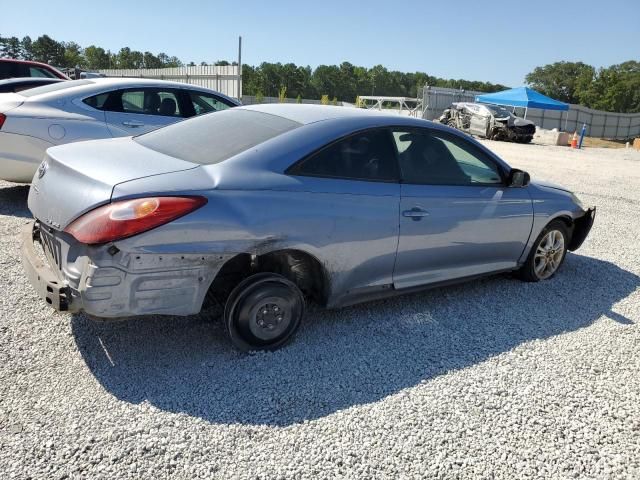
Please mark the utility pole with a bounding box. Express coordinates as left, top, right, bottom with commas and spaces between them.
237, 36, 242, 102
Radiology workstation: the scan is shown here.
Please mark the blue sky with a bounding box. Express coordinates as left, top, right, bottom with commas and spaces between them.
2, 0, 639, 86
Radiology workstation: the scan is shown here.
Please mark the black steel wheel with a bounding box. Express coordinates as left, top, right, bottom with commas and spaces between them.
224, 273, 305, 351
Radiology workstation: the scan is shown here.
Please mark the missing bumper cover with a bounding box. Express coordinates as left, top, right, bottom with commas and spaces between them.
21, 222, 72, 311
569, 207, 596, 251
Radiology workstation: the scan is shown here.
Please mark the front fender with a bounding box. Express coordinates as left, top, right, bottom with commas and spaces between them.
517, 181, 590, 263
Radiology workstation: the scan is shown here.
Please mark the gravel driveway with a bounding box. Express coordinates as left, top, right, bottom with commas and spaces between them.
1, 142, 639, 479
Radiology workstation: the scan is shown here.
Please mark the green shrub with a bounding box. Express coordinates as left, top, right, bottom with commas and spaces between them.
321, 94, 329, 105
278, 86, 287, 103
255, 90, 264, 104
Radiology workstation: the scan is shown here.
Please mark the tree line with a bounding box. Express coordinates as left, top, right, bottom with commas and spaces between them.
241, 62, 509, 103
1, 34, 638, 112
0, 34, 183, 70
525, 61, 640, 114
0, 33, 507, 102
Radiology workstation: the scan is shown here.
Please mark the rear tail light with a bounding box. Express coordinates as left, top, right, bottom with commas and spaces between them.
64, 196, 207, 245
0, 113, 6, 130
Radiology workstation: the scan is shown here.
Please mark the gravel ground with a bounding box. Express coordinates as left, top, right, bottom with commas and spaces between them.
1, 142, 639, 479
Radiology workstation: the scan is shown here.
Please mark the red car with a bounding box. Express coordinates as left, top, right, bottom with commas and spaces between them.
0, 58, 70, 80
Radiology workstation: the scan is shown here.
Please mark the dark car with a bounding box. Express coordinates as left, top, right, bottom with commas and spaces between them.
0, 58, 69, 80
0, 77, 64, 93
439, 102, 536, 143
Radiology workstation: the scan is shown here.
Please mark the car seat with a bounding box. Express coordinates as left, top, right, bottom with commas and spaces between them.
144, 92, 162, 114
159, 97, 177, 116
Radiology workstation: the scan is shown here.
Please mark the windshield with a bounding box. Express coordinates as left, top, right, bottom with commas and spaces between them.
19, 79, 93, 97
484, 104, 513, 118
134, 109, 302, 165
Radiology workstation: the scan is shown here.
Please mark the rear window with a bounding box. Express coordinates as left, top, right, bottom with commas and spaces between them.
28, 66, 58, 78
20, 79, 93, 97
134, 109, 302, 165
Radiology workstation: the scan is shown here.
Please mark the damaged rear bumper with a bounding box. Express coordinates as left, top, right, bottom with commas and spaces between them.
21, 220, 230, 318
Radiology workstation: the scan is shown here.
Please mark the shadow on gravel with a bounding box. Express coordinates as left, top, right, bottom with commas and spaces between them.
71, 253, 639, 427
0, 183, 31, 218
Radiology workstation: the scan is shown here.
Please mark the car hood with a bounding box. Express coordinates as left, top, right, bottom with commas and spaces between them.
530, 179, 572, 193
28, 136, 198, 229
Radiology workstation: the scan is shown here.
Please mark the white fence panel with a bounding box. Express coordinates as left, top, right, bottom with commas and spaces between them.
97, 65, 241, 99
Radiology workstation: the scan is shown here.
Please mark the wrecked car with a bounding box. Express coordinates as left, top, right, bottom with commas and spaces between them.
22, 104, 595, 351
439, 102, 536, 143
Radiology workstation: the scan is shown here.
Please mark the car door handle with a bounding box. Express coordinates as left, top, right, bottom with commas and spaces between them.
403, 207, 430, 221
122, 121, 144, 127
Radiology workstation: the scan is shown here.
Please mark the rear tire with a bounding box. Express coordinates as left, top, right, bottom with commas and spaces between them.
224, 273, 305, 352
518, 220, 569, 282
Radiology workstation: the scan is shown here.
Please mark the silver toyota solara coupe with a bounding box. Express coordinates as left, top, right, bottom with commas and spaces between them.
21, 104, 595, 351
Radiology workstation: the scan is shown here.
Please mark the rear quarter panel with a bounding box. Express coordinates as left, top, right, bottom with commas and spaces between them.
0, 131, 54, 182
0, 115, 111, 183
7, 101, 110, 144
115, 181, 401, 306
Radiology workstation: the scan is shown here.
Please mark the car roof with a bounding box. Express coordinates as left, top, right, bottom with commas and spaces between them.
0, 57, 54, 67
0, 58, 69, 78
0, 77, 63, 85
76, 77, 224, 89
239, 103, 410, 125
18, 77, 240, 104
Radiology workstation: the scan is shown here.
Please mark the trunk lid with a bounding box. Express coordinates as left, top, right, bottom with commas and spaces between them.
0, 93, 25, 114
28, 136, 198, 230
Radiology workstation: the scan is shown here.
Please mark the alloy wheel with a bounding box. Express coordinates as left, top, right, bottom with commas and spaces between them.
533, 229, 566, 280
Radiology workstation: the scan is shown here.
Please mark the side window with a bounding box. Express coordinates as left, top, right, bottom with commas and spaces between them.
0, 62, 18, 79
289, 130, 399, 182
29, 66, 57, 78
83, 92, 109, 110
189, 92, 232, 116
120, 89, 183, 117
392, 129, 503, 185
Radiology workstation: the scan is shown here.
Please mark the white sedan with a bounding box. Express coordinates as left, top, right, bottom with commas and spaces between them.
0, 78, 240, 183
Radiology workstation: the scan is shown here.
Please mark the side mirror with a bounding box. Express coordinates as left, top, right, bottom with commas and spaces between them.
509, 169, 530, 187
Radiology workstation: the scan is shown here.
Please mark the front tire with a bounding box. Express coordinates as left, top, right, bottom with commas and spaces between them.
224, 273, 305, 352
518, 220, 569, 282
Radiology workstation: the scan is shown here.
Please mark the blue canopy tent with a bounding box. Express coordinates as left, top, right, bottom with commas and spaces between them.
475, 86, 569, 127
